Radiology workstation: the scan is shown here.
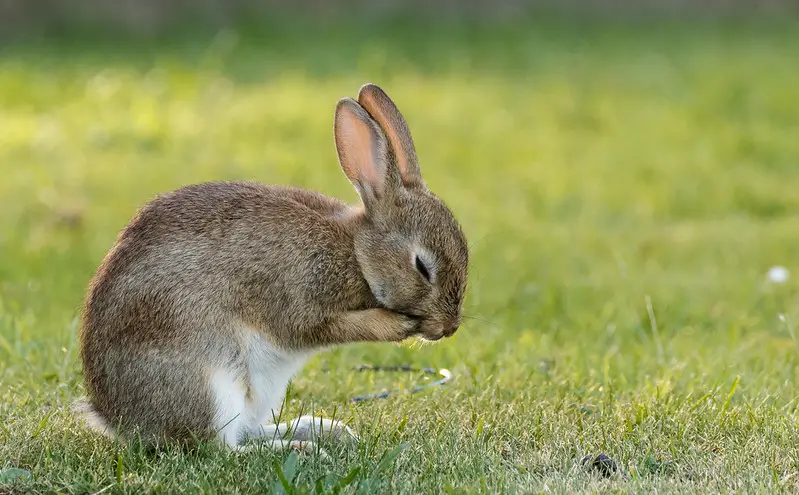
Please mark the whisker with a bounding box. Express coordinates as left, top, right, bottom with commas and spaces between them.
466, 235, 488, 253
462, 314, 502, 330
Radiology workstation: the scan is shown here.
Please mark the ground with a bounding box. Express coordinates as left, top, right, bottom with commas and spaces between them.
2, 20, 799, 493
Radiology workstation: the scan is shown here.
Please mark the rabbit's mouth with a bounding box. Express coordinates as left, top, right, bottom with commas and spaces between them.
383, 308, 435, 339
380, 305, 451, 341
396, 311, 450, 342
406, 312, 461, 341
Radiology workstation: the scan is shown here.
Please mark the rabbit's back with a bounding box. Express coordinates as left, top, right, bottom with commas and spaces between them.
83, 181, 367, 347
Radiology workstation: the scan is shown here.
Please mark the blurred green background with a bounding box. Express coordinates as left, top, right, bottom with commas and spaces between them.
2, 2, 799, 493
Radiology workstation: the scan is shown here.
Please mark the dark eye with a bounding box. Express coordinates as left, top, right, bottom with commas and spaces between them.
415, 255, 432, 282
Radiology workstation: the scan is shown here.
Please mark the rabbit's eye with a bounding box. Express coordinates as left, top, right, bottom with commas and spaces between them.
415, 255, 432, 283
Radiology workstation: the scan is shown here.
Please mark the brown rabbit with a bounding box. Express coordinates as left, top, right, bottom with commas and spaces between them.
74, 83, 469, 456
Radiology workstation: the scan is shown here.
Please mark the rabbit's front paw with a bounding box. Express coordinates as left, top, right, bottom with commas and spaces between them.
337, 308, 422, 343
393, 313, 422, 341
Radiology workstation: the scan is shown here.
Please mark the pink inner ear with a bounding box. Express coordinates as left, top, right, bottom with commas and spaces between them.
336, 104, 386, 199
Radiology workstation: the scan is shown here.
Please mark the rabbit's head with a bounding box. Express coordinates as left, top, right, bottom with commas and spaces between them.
335, 84, 468, 341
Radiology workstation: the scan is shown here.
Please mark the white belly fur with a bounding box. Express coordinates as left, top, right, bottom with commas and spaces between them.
210, 328, 310, 447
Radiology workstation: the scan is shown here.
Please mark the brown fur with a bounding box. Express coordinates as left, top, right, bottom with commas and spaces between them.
77, 83, 469, 445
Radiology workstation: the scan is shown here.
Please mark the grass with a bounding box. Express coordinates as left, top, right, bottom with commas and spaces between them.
2, 19, 799, 493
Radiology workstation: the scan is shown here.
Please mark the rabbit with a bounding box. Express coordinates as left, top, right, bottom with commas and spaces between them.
74, 83, 469, 456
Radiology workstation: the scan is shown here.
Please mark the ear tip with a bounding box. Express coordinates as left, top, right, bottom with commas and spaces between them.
335, 97, 365, 118
357, 83, 386, 101
336, 97, 358, 108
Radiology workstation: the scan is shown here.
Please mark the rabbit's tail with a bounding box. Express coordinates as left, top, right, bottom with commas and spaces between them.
71, 398, 118, 440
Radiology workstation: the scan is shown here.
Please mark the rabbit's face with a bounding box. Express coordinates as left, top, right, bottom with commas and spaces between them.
356, 188, 468, 341
335, 83, 469, 340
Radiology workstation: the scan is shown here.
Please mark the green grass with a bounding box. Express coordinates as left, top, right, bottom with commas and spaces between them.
3, 20, 799, 493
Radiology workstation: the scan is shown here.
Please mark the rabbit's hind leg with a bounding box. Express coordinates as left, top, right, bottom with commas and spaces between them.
253, 416, 359, 444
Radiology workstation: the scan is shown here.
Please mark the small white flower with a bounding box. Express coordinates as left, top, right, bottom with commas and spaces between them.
768, 266, 790, 284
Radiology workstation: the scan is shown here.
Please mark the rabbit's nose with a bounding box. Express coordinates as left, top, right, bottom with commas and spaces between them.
443, 317, 461, 337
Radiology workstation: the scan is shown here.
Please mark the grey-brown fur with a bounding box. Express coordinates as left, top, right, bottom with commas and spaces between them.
77, 83, 468, 446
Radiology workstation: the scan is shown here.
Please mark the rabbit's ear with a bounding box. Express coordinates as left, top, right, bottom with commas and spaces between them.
357, 84, 422, 188
334, 98, 400, 208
